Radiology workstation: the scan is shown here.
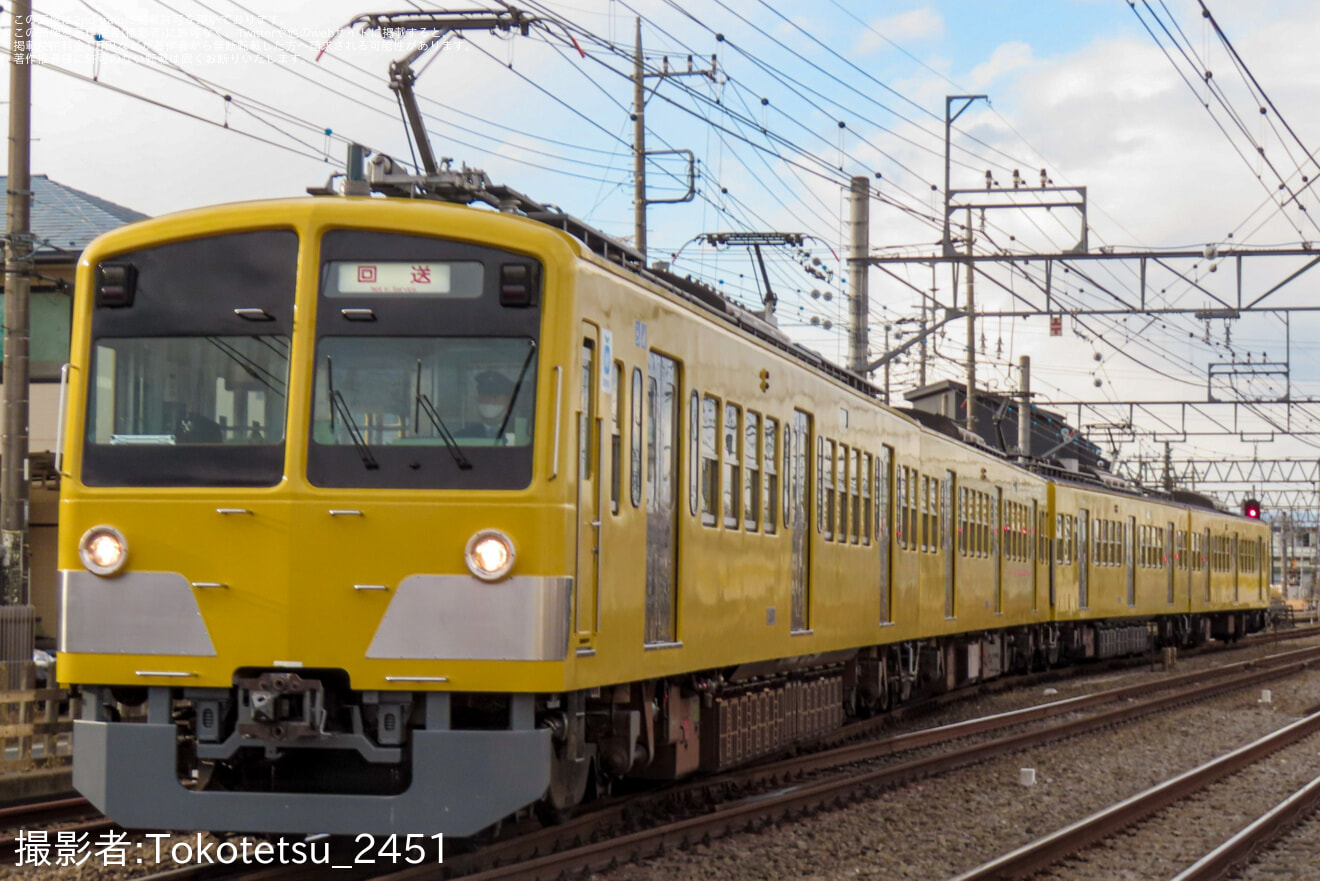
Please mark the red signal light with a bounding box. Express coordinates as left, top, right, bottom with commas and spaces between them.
1243, 499, 1261, 519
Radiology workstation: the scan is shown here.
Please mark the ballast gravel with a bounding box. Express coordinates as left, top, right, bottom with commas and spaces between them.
594, 635, 1320, 881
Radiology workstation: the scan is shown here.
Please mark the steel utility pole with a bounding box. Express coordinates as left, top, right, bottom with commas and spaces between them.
2, 0, 32, 614
848, 176, 869, 375
942, 95, 987, 257
632, 18, 709, 263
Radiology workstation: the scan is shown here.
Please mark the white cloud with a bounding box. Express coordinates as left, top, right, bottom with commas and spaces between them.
853, 8, 944, 55
967, 41, 1034, 90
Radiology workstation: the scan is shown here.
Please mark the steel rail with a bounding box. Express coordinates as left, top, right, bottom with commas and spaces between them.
0, 794, 89, 827
1169, 772, 1320, 881
949, 710, 1320, 881
0, 815, 114, 863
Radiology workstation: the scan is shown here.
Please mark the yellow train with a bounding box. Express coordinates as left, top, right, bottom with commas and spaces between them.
59, 195, 1269, 836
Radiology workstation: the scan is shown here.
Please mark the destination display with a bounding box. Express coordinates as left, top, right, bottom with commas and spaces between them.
335, 262, 462, 296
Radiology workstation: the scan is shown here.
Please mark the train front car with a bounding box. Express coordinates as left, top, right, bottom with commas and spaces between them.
59, 198, 580, 836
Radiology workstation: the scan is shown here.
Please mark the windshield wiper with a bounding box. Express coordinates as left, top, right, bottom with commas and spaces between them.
325, 356, 378, 470
494, 340, 538, 442
416, 392, 473, 471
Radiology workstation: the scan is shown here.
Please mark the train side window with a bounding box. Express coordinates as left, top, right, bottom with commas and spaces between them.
850, 449, 861, 545
723, 403, 741, 529
823, 440, 837, 541
688, 391, 699, 517
744, 411, 760, 531
1007, 503, 1016, 560
630, 368, 643, 508
957, 487, 966, 556
612, 360, 624, 515
783, 419, 793, 531
700, 395, 718, 526
966, 489, 974, 556
918, 474, 928, 552
878, 446, 892, 547
837, 444, 849, 542
861, 452, 872, 547
579, 339, 595, 479
912, 469, 922, 553
764, 417, 778, 535
907, 469, 915, 552
931, 476, 942, 554
895, 463, 906, 549
646, 372, 659, 512
1039, 511, 1048, 563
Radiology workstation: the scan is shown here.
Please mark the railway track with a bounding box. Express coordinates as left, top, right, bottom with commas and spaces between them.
1170, 771, 1320, 881
366, 638, 1320, 881
0, 795, 113, 864
950, 710, 1320, 880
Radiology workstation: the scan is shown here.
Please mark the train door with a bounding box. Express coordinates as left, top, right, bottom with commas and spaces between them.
644, 351, 679, 644
993, 487, 1004, 614
1125, 516, 1136, 607
879, 445, 893, 624
790, 409, 812, 631
576, 326, 600, 644
1203, 528, 1212, 603
1078, 508, 1089, 609
1166, 522, 1175, 605
945, 471, 956, 618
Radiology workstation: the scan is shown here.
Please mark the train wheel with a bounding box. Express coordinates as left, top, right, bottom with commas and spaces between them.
538, 747, 593, 827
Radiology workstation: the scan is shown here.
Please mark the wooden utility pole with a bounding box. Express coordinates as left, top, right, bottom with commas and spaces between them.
2, 0, 32, 611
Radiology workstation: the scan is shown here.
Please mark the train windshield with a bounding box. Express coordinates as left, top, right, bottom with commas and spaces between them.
81, 230, 297, 487
309, 229, 543, 490
307, 336, 537, 489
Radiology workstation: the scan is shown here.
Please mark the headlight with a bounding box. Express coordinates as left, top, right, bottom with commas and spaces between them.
465, 529, 515, 582
79, 525, 128, 577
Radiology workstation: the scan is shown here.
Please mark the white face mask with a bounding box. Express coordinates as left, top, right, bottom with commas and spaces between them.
478, 402, 505, 421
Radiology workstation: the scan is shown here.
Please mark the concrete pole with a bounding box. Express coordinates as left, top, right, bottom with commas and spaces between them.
1018, 355, 1031, 461
848, 176, 869, 376
2, 0, 32, 609
632, 18, 646, 263
883, 324, 891, 405
965, 207, 977, 437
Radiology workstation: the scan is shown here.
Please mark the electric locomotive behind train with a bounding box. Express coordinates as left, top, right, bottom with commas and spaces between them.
59, 194, 1269, 838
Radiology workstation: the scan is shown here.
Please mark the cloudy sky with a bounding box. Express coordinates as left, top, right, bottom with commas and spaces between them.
11, 0, 1320, 493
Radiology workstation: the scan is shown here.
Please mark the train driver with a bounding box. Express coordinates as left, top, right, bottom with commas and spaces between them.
460, 370, 517, 441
